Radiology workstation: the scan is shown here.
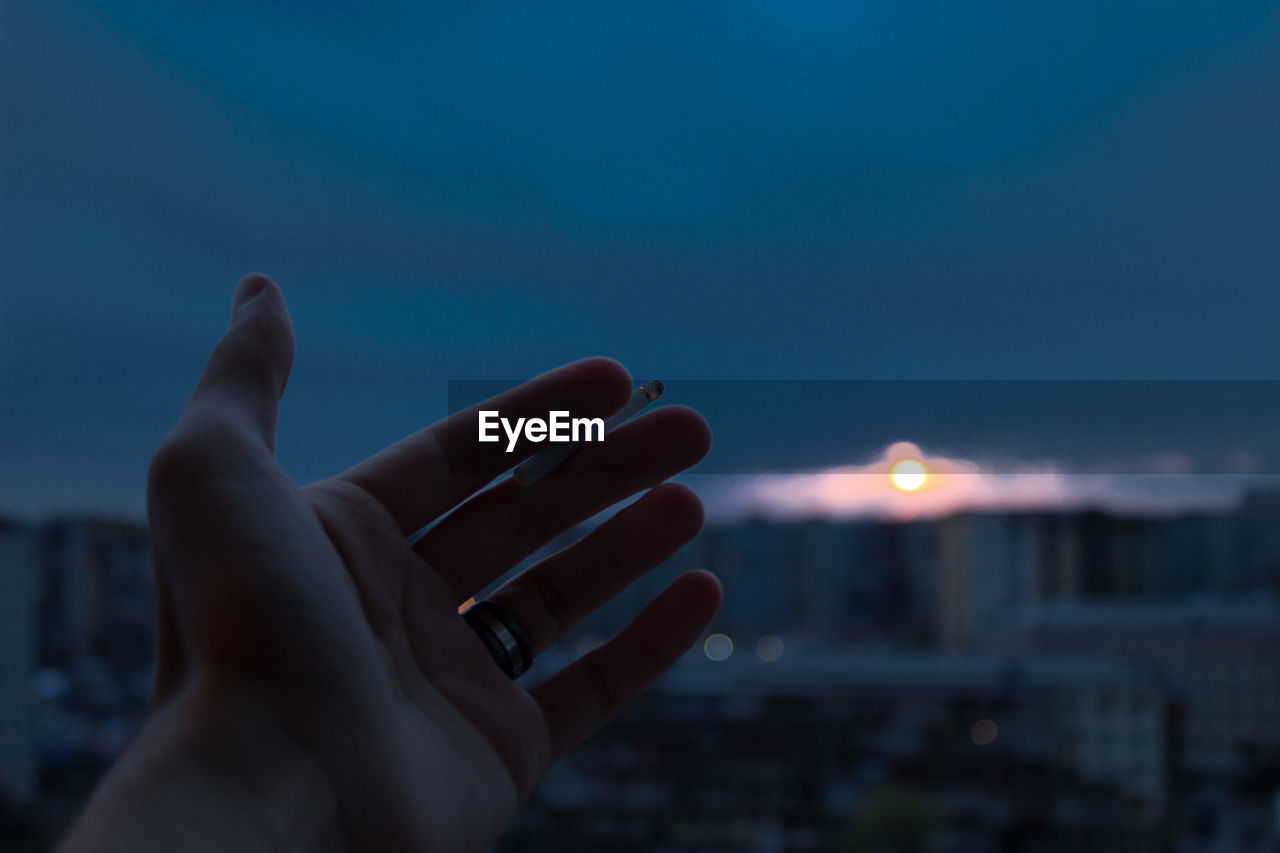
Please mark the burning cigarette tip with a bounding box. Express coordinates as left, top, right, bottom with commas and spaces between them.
642, 379, 664, 402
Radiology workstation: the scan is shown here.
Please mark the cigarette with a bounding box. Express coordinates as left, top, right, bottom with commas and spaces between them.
513, 379, 664, 487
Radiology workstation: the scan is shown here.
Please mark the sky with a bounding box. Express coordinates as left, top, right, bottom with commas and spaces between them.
3, 2, 1280, 520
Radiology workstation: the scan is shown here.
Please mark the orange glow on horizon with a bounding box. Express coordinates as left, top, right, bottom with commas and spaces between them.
738, 440, 1067, 521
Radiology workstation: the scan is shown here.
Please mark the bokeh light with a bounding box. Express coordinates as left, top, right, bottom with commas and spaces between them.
703, 634, 734, 661
971, 719, 998, 746
756, 635, 785, 662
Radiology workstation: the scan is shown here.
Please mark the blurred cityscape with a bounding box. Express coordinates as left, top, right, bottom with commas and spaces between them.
2, 493, 1279, 851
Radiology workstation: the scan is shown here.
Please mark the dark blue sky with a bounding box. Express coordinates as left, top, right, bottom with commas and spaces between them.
3, 2, 1280, 517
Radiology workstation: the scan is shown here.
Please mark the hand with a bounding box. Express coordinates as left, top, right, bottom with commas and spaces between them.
59, 274, 721, 853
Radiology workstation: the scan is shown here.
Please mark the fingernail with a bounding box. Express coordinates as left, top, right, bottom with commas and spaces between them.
232, 274, 272, 312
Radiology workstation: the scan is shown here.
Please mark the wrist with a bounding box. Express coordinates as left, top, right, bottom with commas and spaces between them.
59, 676, 347, 853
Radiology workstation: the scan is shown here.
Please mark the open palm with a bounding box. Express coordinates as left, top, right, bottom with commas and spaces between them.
143, 275, 721, 852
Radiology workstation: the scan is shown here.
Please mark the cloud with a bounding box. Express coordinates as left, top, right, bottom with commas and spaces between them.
707, 441, 1068, 520
696, 442, 1260, 521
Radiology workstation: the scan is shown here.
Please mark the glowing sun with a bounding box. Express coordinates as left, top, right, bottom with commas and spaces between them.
890, 458, 927, 492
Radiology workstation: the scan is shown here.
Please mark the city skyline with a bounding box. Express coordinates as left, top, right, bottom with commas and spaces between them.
8, 502, 1277, 848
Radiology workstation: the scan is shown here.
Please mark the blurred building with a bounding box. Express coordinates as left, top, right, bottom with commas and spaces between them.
901, 509, 1279, 652
932, 511, 1185, 652
934, 513, 1041, 653
1240, 488, 1280, 518
700, 520, 804, 635
509, 648, 1177, 852
0, 521, 40, 806
1146, 513, 1280, 597
793, 520, 935, 645
23, 517, 155, 823
991, 598, 1280, 775
573, 508, 1280, 657
38, 518, 152, 677
656, 518, 936, 648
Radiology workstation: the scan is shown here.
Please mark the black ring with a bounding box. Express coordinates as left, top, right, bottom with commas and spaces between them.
463, 599, 533, 678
